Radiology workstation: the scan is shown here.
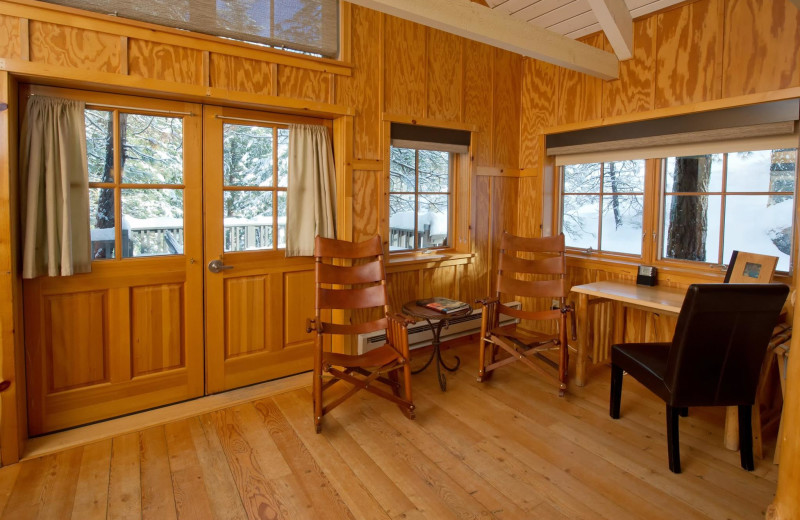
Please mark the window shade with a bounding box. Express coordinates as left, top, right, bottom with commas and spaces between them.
43, 0, 339, 58
548, 99, 800, 165
391, 123, 470, 154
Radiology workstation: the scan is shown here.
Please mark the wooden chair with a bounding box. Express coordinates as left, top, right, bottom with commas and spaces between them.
477, 233, 574, 396
307, 235, 415, 433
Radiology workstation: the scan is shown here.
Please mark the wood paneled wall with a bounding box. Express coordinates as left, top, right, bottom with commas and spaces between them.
518, 0, 800, 350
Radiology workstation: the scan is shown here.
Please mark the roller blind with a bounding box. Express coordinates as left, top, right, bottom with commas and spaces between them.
549, 100, 800, 165
43, 0, 340, 58
390, 123, 471, 154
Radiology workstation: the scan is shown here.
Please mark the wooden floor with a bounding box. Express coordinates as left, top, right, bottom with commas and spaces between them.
0, 342, 779, 519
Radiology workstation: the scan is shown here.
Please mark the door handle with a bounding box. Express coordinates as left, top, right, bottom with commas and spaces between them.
208, 259, 234, 273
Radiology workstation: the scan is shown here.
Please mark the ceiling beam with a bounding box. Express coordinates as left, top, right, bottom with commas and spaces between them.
586, 0, 633, 60
345, 0, 619, 80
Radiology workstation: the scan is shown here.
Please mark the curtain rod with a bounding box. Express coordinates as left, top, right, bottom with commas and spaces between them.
214, 114, 292, 126
28, 94, 194, 117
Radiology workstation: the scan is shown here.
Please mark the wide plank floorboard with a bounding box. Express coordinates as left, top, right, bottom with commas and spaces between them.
0, 341, 778, 519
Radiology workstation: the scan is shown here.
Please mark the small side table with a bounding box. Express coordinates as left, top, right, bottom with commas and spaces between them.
402, 299, 471, 391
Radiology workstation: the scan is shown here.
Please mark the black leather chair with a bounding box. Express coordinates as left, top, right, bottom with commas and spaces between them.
609, 283, 789, 474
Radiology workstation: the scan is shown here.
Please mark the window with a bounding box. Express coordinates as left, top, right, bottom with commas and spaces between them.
558, 147, 797, 272
222, 123, 289, 252
389, 147, 451, 251
662, 150, 796, 271
86, 109, 185, 259
561, 160, 645, 255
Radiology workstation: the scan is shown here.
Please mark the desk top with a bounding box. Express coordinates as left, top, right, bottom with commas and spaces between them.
571, 280, 686, 315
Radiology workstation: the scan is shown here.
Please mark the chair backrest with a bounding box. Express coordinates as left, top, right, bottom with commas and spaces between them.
496, 232, 568, 301
666, 283, 789, 407
314, 235, 389, 335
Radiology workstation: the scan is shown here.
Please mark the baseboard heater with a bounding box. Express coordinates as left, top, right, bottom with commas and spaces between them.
357, 301, 521, 355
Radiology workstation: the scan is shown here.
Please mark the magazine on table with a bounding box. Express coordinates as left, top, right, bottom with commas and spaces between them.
416, 297, 470, 314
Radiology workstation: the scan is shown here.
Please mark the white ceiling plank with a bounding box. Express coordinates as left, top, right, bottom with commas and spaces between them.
548, 11, 600, 36
510, 0, 571, 21
565, 22, 602, 39
629, 0, 685, 18
492, 0, 535, 14
347, 0, 619, 79
586, 0, 633, 59
528, 1, 591, 28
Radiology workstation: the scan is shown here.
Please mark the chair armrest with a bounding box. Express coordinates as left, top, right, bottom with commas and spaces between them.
386, 312, 415, 358
305, 318, 319, 334
475, 296, 500, 307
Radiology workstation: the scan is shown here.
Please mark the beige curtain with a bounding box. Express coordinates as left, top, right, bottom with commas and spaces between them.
286, 124, 337, 256
20, 96, 91, 278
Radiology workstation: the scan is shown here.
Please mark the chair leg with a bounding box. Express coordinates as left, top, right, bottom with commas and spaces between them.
558, 322, 568, 397
610, 364, 623, 419
679, 407, 689, 417
477, 337, 494, 382
667, 405, 681, 474
738, 404, 755, 471
313, 340, 323, 434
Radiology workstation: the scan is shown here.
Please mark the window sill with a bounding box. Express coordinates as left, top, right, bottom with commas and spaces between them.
387, 250, 473, 271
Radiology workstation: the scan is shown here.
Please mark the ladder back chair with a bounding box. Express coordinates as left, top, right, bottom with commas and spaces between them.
307, 235, 415, 433
477, 232, 574, 396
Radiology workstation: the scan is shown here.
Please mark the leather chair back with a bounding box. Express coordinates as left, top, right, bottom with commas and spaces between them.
665, 283, 789, 407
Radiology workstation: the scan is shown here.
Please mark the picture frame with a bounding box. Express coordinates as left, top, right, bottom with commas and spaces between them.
723, 251, 779, 284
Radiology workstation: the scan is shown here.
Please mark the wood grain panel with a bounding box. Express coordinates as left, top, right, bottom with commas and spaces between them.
225, 276, 269, 358
421, 265, 457, 299
492, 49, 522, 169
491, 177, 519, 295
519, 59, 557, 171
472, 176, 491, 299
426, 29, 462, 122
386, 270, 419, 314
516, 176, 542, 238
655, 0, 723, 109
602, 16, 657, 118
383, 15, 426, 117
0, 14, 21, 60
128, 39, 202, 85
463, 40, 493, 168
284, 270, 315, 347
722, 0, 800, 97
29, 21, 119, 73
557, 33, 604, 126
45, 291, 108, 392
209, 54, 273, 96
278, 66, 331, 103
131, 284, 184, 377
353, 170, 381, 243
338, 5, 381, 161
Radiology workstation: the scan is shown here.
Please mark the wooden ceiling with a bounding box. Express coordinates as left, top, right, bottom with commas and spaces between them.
483, 0, 685, 40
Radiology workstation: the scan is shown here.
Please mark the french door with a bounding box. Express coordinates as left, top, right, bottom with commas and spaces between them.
23, 86, 204, 435
202, 106, 325, 393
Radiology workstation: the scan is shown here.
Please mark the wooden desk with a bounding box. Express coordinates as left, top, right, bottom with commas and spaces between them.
571, 281, 687, 387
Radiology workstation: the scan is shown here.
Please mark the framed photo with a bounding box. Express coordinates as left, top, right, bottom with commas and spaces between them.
723, 251, 778, 284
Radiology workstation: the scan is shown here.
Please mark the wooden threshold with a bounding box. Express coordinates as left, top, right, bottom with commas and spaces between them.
22, 371, 312, 461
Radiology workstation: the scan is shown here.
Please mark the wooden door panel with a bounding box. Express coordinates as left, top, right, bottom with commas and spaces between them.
224, 274, 275, 357
131, 284, 184, 376
45, 291, 109, 392
283, 270, 315, 347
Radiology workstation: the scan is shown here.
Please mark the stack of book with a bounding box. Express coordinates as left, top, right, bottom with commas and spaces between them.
416, 297, 470, 314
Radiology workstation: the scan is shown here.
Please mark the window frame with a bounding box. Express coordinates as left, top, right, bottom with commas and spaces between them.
387, 146, 455, 254
557, 150, 799, 275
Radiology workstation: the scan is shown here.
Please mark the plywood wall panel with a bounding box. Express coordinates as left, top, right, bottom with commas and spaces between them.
519, 59, 557, 171
655, 0, 723, 109
557, 34, 604, 126
353, 170, 381, 243
45, 292, 107, 392
284, 271, 315, 346
426, 29, 462, 122
131, 284, 184, 376
516, 176, 541, 238
722, 0, 800, 97
383, 15, 426, 117
29, 21, 119, 73
387, 270, 419, 314
421, 265, 457, 299
490, 177, 519, 295
224, 276, 269, 358
337, 5, 381, 161
472, 176, 491, 298
128, 39, 202, 85
492, 49, 522, 169
602, 17, 657, 118
0, 15, 21, 60
278, 66, 331, 103
463, 40, 493, 167
210, 54, 273, 96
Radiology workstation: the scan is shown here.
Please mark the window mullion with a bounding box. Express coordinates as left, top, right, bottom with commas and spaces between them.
113, 109, 122, 261
414, 150, 420, 249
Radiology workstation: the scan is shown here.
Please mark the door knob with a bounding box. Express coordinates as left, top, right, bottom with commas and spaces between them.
208, 259, 234, 273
